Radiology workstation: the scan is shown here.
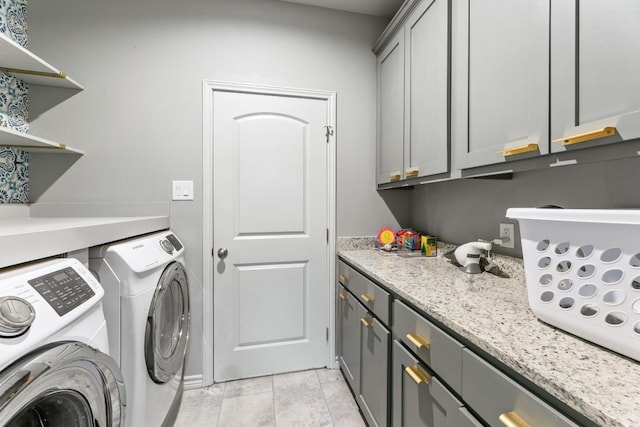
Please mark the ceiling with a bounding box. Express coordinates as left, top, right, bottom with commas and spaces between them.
278, 0, 405, 18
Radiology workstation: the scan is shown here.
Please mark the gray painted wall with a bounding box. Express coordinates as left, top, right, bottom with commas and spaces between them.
410, 155, 640, 257
26, 0, 404, 380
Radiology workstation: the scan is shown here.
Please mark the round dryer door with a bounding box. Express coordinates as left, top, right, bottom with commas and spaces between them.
0, 342, 125, 427
145, 261, 190, 384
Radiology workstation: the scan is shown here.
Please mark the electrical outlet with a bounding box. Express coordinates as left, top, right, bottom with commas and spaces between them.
499, 223, 515, 248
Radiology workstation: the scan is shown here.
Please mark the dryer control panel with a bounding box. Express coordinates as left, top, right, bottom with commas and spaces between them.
97, 231, 185, 274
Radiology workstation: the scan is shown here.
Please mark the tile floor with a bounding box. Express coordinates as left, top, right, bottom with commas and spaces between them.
174, 368, 366, 427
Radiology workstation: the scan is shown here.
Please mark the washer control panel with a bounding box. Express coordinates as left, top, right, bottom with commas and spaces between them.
0, 258, 105, 368
28, 266, 96, 316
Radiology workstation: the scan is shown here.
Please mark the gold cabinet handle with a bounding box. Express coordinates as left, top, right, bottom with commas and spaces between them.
499, 412, 529, 427
360, 294, 375, 303
405, 169, 419, 178
406, 332, 430, 349
404, 365, 430, 385
389, 173, 402, 181
360, 316, 373, 327
553, 126, 616, 146
498, 143, 539, 157
339, 274, 348, 283
338, 292, 348, 300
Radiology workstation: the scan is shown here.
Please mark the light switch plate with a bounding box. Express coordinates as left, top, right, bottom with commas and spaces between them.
172, 180, 194, 201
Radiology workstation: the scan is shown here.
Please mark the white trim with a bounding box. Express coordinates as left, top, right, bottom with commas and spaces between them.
202, 80, 338, 385
183, 374, 205, 390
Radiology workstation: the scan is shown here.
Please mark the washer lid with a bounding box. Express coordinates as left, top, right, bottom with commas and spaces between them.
145, 261, 190, 383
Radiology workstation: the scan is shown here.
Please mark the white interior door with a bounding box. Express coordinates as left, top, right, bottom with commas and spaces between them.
212, 90, 329, 381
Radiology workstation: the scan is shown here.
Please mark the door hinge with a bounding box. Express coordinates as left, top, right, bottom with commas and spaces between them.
211, 248, 214, 257
326, 327, 329, 342
326, 228, 329, 244
324, 125, 334, 143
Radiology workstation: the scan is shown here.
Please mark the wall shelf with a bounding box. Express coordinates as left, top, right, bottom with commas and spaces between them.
0, 126, 83, 154
0, 32, 82, 90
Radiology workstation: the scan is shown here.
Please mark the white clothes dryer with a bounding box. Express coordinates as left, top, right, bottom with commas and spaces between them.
89, 230, 190, 427
0, 258, 126, 426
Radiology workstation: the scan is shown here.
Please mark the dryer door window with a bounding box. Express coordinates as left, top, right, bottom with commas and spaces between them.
145, 261, 190, 384
0, 342, 125, 427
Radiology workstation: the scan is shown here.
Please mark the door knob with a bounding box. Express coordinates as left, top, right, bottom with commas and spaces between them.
217, 248, 228, 259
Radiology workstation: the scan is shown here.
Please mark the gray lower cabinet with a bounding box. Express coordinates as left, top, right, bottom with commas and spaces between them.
393, 341, 482, 427
337, 283, 361, 395
462, 349, 578, 427
338, 258, 582, 427
337, 261, 390, 426
393, 300, 463, 395
359, 309, 390, 427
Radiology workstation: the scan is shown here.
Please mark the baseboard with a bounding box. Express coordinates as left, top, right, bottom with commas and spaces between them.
183, 374, 205, 390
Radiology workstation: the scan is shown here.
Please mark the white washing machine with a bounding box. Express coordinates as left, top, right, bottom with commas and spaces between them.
0, 257, 126, 426
89, 230, 190, 427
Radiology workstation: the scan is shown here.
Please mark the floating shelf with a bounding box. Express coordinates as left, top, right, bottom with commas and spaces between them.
0, 32, 83, 90
0, 126, 83, 154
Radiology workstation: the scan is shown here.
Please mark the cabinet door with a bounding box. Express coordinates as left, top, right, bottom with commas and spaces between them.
358, 306, 390, 427
377, 30, 405, 185
405, 0, 450, 179
392, 341, 482, 427
551, 0, 640, 151
452, 0, 549, 169
337, 284, 361, 395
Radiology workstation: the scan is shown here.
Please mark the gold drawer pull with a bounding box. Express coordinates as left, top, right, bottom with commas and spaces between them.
498, 143, 538, 157
405, 169, 419, 178
360, 294, 375, 303
553, 126, 616, 146
338, 292, 348, 300
406, 332, 430, 349
389, 173, 402, 181
499, 412, 529, 427
405, 365, 430, 385
339, 274, 348, 283
360, 316, 373, 327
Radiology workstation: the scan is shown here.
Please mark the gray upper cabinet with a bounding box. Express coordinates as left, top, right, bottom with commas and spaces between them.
451, 0, 549, 170
551, 0, 640, 152
404, 0, 450, 180
375, 0, 450, 187
376, 30, 405, 185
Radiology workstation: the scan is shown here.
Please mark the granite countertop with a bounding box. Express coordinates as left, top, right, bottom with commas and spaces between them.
338, 239, 640, 427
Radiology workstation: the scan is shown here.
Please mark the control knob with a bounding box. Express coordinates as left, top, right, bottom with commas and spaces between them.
160, 239, 175, 254
0, 296, 36, 338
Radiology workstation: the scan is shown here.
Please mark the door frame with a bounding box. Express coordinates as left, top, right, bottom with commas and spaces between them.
201, 80, 337, 386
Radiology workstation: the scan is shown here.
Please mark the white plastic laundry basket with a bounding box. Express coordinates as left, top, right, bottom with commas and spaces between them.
506, 208, 640, 362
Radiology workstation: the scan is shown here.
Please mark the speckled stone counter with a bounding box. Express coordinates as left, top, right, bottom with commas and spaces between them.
338, 247, 640, 427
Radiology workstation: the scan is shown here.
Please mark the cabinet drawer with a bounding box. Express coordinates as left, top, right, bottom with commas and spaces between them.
338, 260, 391, 323
462, 349, 578, 427
393, 340, 482, 427
393, 300, 463, 395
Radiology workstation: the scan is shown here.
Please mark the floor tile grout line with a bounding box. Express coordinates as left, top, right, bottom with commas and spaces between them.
214, 381, 226, 427
317, 369, 337, 426
270, 375, 277, 426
